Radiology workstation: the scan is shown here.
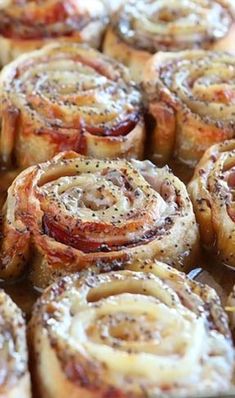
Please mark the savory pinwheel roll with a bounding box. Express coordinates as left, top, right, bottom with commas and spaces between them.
188, 140, 235, 268
0, 290, 31, 398
103, 0, 235, 82
0, 42, 144, 169
143, 50, 235, 166
29, 260, 234, 398
0, 0, 108, 66
0, 151, 199, 288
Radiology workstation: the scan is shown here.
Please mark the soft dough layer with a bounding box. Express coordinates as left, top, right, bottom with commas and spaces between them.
0, 43, 145, 168
143, 50, 235, 166
0, 0, 108, 66
0, 152, 198, 287
29, 261, 234, 398
188, 140, 235, 268
103, 0, 235, 82
0, 290, 31, 398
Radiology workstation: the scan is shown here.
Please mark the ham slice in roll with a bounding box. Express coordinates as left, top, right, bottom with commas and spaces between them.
29, 260, 234, 397
0, 152, 198, 287
188, 140, 235, 268
0, 43, 145, 168
103, 0, 235, 82
0, 0, 108, 65
143, 50, 235, 165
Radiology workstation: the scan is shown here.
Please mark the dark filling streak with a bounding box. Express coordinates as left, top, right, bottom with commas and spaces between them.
29, 110, 139, 143
85, 113, 140, 137
42, 214, 174, 254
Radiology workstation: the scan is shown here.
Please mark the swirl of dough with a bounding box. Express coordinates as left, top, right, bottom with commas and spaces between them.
143, 50, 235, 165
29, 260, 234, 398
0, 290, 31, 398
0, 0, 108, 65
0, 42, 144, 168
103, 0, 235, 82
0, 151, 198, 287
188, 140, 235, 268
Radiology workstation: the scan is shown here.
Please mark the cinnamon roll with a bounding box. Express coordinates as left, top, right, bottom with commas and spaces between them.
143, 50, 235, 166
103, 0, 235, 82
0, 42, 144, 169
188, 140, 235, 268
0, 0, 108, 66
0, 290, 31, 398
0, 151, 199, 288
29, 261, 234, 398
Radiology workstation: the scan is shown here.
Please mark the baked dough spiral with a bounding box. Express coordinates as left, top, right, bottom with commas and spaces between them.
0, 42, 144, 168
28, 260, 234, 398
0, 0, 108, 66
143, 50, 235, 166
103, 0, 235, 82
0, 290, 31, 398
0, 151, 198, 288
188, 140, 235, 268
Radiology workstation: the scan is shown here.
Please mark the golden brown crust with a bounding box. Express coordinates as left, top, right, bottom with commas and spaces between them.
29, 262, 234, 398
0, 43, 145, 168
0, 151, 198, 287
103, 0, 235, 82
0, 0, 108, 65
188, 140, 235, 268
103, 27, 151, 83
0, 290, 31, 398
143, 50, 235, 166
212, 22, 235, 52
